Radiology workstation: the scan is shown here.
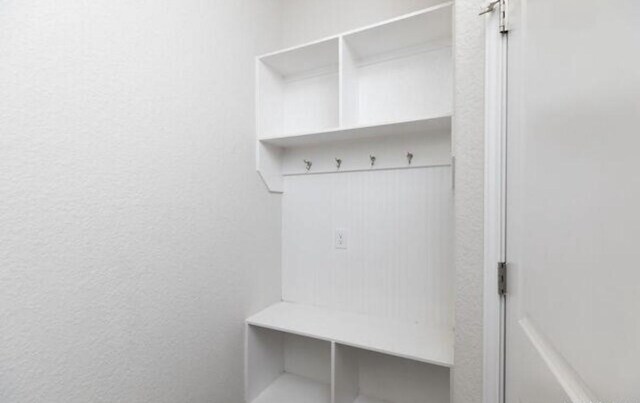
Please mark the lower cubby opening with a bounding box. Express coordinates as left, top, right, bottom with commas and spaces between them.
334, 344, 450, 403
246, 325, 332, 403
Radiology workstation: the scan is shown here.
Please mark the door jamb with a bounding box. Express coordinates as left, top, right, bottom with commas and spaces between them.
483, 8, 508, 403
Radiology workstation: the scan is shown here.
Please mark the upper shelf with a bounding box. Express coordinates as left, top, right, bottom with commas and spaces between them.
343, 3, 453, 61
260, 115, 451, 148
256, 2, 453, 139
256, 2, 453, 63
247, 302, 454, 367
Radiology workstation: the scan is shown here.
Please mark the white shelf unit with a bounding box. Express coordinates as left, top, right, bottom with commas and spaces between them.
246, 324, 451, 403
249, 4, 454, 403
256, 3, 453, 193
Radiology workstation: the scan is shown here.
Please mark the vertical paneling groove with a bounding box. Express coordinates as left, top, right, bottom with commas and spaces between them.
282, 167, 453, 328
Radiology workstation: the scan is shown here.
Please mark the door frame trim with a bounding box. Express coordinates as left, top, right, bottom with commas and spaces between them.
483, 9, 508, 403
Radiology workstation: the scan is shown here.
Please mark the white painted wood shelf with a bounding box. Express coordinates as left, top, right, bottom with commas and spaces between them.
260, 115, 451, 148
256, 2, 453, 193
247, 302, 454, 367
252, 373, 330, 403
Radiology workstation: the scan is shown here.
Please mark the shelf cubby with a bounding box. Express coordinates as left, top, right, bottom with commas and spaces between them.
249, 4, 454, 403
341, 4, 453, 127
246, 326, 332, 403
257, 38, 340, 139
334, 344, 450, 403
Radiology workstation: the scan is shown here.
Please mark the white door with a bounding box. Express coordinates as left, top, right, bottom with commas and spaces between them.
504, 0, 640, 402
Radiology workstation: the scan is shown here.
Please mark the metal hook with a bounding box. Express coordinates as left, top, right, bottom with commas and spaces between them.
303, 159, 312, 171
369, 155, 376, 167
407, 152, 414, 165
335, 158, 342, 169
479, 0, 499, 15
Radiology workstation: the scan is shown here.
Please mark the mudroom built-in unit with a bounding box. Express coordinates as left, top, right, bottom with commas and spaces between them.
247, 3, 454, 403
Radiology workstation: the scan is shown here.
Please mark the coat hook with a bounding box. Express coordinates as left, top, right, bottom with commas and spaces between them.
369, 155, 376, 167
407, 152, 414, 165
303, 159, 312, 171
335, 158, 342, 169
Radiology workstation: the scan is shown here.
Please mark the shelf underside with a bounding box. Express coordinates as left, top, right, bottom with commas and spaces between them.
343, 4, 452, 61
259, 115, 451, 148
247, 302, 453, 367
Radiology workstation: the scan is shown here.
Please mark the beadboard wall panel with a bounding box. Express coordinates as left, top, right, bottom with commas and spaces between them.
282, 167, 453, 328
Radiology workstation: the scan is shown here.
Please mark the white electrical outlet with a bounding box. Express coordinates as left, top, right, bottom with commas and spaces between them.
335, 229, 348, 249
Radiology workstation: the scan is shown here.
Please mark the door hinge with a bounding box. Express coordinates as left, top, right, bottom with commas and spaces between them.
479, 0, 509, 34
498, 261, 507, 296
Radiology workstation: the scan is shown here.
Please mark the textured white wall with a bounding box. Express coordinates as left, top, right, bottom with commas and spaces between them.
0, 1, 486, 401
0, 1, 282, 402
452, 0, 485, 402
